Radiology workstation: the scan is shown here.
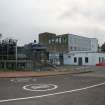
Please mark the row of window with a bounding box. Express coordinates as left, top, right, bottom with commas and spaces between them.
74, 57, 88, 63
74, 57, 105, 63
49, 37, 67, 44
70, 46, 90, 51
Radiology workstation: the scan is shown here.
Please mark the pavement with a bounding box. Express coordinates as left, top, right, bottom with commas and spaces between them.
0, 66, 92, 78
0, 66, 105, 105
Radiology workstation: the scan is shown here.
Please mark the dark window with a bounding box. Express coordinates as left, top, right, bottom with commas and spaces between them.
85, 57, 88, 63
102, 57, 104, 62
74, 57, 77, 63
68, 56, 71, 58
99, 57, 101, 63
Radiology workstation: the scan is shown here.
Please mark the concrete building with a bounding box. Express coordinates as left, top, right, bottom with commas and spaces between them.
39, 32, 99, 65
39, 32, 68, 53
39, 33, 98, 53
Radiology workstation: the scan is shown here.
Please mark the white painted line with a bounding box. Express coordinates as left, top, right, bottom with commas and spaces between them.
23, 84, 58, 91
0, 82, 105, 103
10, 78, 37, 83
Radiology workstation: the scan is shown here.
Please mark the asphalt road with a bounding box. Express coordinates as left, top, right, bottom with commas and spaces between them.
0, 69, 105, 105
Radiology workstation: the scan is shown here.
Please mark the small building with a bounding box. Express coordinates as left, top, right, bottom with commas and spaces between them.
64, 51, 105, 66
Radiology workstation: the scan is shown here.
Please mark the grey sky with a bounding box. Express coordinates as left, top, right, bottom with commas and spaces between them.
0, 0, 105, 45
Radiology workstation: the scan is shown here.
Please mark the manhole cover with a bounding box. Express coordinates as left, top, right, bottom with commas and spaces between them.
23, 84, 58, 91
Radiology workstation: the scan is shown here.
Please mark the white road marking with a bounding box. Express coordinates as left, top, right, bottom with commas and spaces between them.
23, 84, 58, 91
0, 82, 105, 103
10, 78, 37, 83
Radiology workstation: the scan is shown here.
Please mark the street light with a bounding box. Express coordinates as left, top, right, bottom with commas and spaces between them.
15, 40, 18, 70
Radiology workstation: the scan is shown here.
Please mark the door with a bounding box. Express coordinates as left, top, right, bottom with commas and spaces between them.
78, 57, 82, 66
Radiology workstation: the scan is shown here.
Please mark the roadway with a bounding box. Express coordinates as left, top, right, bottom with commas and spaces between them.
0, 68, 105, 105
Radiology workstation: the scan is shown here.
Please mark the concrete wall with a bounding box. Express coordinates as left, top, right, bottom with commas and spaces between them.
49, 53, 60, 65
90, 38, 98, 52
39, 33, 69, 53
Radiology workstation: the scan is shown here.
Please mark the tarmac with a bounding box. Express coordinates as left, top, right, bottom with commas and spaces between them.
0, 66, 105, 105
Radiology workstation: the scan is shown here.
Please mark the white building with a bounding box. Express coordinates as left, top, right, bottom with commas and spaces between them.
49, 34, 100, 65
64, 51, 105, 66
40, 33, 105, 66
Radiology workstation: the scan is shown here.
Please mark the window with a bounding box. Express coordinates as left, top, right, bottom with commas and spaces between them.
71, 46, 72, 50
49, 40, 51, 44
59, 37, 61, 44
99, 57, 101, 63
63, 37, 67, 44
52, 39, 55, 44
55, 38, 59, 43
85, 57, 88, 63
68, 56, 71, 58
102, 57, 104, 62
74, 57, 77, 63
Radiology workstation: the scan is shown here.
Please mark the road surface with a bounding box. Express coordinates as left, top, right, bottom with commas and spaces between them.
0, 68, 105, 105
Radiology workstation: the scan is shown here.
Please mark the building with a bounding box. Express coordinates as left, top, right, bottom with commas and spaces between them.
0, 38, 49, 70
39, 33, 98, 53
39, 33, 69, 53
16, 42, 49, 70
68, 34, 98, 52
23, 42, 49, 70
39, 32, 99, 65
0, 38, 17, 69
64, 51, 105, 66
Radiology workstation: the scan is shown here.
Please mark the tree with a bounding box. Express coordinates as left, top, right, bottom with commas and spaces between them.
101, 43, 105, 52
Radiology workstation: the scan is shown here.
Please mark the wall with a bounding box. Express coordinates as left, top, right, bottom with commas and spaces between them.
64, 52, 105, 66
68, 34, 98, 52
49, 53, 60, 65
39, 33, 69, 53
90, 38, 98, 52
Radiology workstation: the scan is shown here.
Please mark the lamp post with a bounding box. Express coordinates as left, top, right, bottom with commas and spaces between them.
15, 40, 18, 70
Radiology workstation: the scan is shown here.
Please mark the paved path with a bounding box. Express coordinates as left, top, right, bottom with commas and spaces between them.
0, 68, 105, 105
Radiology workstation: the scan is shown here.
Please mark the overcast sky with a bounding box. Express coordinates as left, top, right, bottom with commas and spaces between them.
0, 0, 105, 45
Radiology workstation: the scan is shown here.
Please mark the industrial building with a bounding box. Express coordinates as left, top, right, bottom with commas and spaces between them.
23, 42, 49, 70
0, 38, 49, 70
0, 38, 17, 69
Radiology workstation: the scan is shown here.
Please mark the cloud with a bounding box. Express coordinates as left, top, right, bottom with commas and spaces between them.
59, 0, 105, 25
0, 0, 105, 45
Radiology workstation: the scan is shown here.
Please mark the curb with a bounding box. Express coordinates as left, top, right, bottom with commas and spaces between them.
0, 70, 93, 78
